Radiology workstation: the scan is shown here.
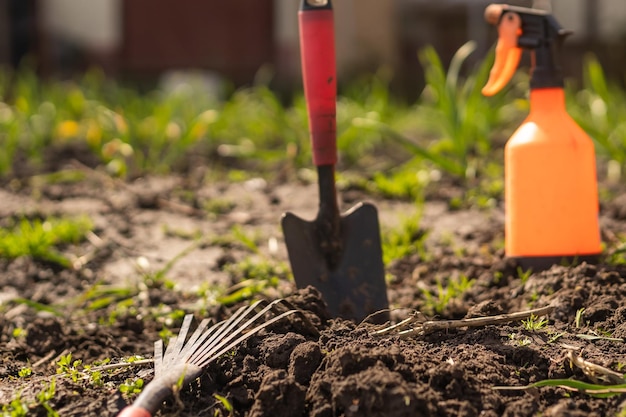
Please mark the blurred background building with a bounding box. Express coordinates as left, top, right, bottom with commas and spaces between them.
0, 0, 624, 96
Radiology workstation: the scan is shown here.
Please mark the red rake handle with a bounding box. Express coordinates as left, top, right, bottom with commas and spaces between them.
117, 406, 152, 417
298, 4, 337, 167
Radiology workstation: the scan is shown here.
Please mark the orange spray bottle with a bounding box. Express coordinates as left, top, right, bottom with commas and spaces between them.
482, 4, 601, 270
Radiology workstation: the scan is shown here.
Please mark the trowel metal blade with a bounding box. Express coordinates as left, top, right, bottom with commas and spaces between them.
281, 202, 389, 323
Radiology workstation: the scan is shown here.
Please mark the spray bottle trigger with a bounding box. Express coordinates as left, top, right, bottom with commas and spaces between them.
482, 12, 523, 97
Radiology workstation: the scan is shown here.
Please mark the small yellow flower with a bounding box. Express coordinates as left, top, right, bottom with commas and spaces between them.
189, 110, 217, 140
56, 120, 80, 139
86, 120, 103, 147
189, 122, 207, 140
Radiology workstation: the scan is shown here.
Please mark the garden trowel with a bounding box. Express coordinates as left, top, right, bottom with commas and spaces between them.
281, 0, 389, 323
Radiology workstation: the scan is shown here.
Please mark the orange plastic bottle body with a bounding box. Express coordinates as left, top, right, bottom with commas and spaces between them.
505, 88, 601, 262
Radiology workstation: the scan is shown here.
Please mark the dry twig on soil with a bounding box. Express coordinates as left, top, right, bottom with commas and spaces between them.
372, 305, 555, 338
565, 348, 625, 385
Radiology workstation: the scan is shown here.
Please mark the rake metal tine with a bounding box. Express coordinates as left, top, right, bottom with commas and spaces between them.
274, 298, 305, 313
157, 317, 220, 376
160, 315, 194, 371
188, 300, 274, 365
161, 335, 179, 370
186, 303, 262, 361
272, 299, 320, 337
176, 318, 215, 362
268, 299, 291, 315
198, 300, 273, 348
178, 322, 228, 365
210, 302, 262, 340
233, 299, 286, 333
189, 299, 283, 366
187, 302, 266, 366
197, 309, 301, 368
166, 314, 194, 362
153, 339, 164, 377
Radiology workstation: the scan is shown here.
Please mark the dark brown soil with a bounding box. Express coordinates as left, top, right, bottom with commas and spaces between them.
3, 164, 626, 417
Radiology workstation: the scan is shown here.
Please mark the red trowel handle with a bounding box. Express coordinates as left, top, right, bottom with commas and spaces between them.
298, 0, 337, 167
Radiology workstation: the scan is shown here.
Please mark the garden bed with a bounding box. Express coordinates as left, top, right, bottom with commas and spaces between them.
3, 164, 626, 417
3, 51, 626, 415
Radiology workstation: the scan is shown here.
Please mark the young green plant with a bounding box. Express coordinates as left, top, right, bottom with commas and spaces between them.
421, 274, 475, 316
382, 212, 427, 266
521, 313, 548, 331
567, 54, 626, 178
0, 216, 93, 268
355, 41, 517, 182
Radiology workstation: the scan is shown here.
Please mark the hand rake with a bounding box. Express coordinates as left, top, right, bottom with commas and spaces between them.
118, 299, 317, 417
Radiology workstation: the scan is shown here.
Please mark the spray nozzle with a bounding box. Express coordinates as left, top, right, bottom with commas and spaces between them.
482, 4, 572, 96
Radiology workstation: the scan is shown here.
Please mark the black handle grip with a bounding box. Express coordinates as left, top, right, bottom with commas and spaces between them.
300, 0, 332, 11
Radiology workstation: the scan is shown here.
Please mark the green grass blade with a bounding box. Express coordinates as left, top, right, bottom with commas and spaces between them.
354, 118, 464, 177
576, 334, 624, 342
494, 378, 626, 398
12, 297, 63, 316
447, 41, 477, 94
